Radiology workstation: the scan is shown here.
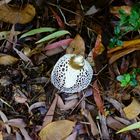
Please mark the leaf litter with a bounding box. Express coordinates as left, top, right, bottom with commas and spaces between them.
0, 0, 140, 140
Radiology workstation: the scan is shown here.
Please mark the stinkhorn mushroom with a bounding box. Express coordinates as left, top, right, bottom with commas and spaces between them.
51, 54, 93, 93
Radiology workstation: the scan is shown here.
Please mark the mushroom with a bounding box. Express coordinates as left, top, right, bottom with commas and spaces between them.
51, 54, 93, 93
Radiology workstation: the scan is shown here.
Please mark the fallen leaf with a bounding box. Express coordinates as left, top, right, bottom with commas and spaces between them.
99, 114, 110, 140
0, 131, 3, 140
108, 46, 140, 64
36, 30, 70, 44
57, 95, 78, 111
19, 128, 32, 140
81, 109, 99, 136
50, 7, 64, 28
108, 39, 140, 54
39, 120, 75, 140
0, 4, 35, 24
0, 110, 11, 134
92, 80, 105, 115
29, 102, 46, 113
0, 54, 18, 65
86, 49, 95, 67
85, 5, 99, 16
43, 94, 58, 127
107, 116, 126, 131
16, 131, 22, 140
45, 46, 66, 56
117, 121, 140, 134
123, 98, 140, 120
44, 38, 73, 51
105, 97, 125, 117
65, 131, 77, 140
75, 4, 83, 27
93, 34, 105, 59
0, 0, 11, 6
20, 27, 56, 39
66, 34, 85, 56
13, 47, 32, 64
110, 6, 131, 17
6, 118, 26, 128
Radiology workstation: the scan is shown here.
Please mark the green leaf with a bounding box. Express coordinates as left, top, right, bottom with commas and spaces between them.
130, 79, 137, 87
116, 75, 124, 82
20, 27, 56, 39
35, 30, 70, 44
114, 26, 121, 36
120, 80, 128, 87
124, 74, 131, 83
117, 122, 140, 134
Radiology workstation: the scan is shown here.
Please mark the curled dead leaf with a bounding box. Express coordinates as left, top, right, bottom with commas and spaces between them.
0, 54, 18, 65
39, 120, 76, 140
123, 98, 140, 120
108, 46, 140, 64
0, 4, 35, 24
108, 39, 140, 55
66, 34, 85, 56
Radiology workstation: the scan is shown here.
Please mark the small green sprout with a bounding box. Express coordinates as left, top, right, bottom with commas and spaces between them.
109, 4, 140, 48
117, 68, 140, 87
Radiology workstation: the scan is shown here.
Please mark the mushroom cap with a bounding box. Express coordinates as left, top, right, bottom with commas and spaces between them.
51, 54, 93, 93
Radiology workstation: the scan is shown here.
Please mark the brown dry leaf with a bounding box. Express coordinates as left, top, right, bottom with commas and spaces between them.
105, 97, 125, 117
99, 114, 110, 140
92, 80, 105, 115
108, 39, 140, 54
93, 34, 105, 59
0, 4, 35, 24
57, 95, 78, 111
110, 6, 131, 17
123, 98, 140, 120
107, 116, 126, 131
108, 46, 140, 64
39, 120, 76, 140
43, 94, 58, 127
66, 34, 85, 56
0, 131, 3, 140
75, 4, 83, 27
0, 54, 18, 65
81, 109, 99, 137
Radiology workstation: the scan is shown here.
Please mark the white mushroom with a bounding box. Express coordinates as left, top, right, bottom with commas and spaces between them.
51, 54, 93, 93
